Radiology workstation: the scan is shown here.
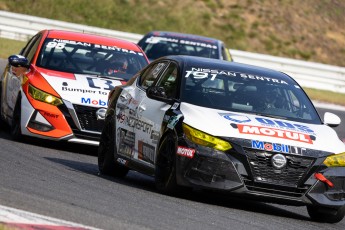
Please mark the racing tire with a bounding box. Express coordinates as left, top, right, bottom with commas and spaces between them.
98, 115, 129, 177
155, 134, 179, 195
10, 96, 23, 141
307, 205, 345, 223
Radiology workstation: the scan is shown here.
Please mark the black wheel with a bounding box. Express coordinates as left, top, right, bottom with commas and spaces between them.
10, 96, 23, 141
155, 134, 179, 195
307, 205, 345, 223
98, 115, 129, 177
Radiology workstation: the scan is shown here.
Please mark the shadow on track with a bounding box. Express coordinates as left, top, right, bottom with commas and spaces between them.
45, 155, 310, 222
0, 126, 98, 156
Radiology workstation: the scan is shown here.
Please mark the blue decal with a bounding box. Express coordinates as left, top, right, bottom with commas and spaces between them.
251, 140, 289, 153
220, 113, 251, 123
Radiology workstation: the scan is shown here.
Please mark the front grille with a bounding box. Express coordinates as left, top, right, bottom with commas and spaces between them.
243, 148, 315, 197
73, 104, 105, 132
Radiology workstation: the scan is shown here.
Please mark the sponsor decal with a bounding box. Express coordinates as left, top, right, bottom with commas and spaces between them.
129, 97, 139, 107
81, 97, 108, 106
86, 77, 117, 91
120, 116, 153, 133
50, 39, 144, 55
225, 115, 315, 135
251, 140, 307, 155
255, 117, 314, 134
150, 130, 160, 143
219, 113, 250, 123
185, 68, 288, 85
117, 111, 125, 123
62, 86, 97, 94
145, 36, 217, 49
145, 36, 179, 44
289, 146, 307, 155
171, 102, 179, 110
43, 112, 59, 119
237, 124, 312, 144
177, 146, 195, 158
167, 114, 183, 129
138, 141, 155, 164
117, 128, 135, 157
251, 140, 289, 153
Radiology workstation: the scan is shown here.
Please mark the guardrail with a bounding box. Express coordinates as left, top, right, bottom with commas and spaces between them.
1, 10, 345, 93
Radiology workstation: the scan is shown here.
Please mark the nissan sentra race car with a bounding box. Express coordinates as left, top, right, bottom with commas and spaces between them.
98, 55, 345, 223
138, 31, 233, 62
0, 30, 149, 145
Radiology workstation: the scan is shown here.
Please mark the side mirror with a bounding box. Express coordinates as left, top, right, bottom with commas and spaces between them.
147, 86, 173, 104
324, 112, 341, 127
8, 55, 30, 68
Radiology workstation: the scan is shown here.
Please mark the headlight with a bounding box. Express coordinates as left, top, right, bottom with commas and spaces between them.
323, 152, 345, 167
182, 123, 232, 151
28, 84, 63, 106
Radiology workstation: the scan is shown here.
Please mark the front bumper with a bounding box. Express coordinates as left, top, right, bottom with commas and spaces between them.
176, 138, 345, 208
21, 93, 102, 145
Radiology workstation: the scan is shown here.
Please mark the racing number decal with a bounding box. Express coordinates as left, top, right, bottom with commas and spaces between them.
46, 42, 66, 49
86, 77, 116, 91
185, 71, 217, 80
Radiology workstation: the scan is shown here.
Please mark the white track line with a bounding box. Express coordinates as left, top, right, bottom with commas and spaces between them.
0, 204, 101, 230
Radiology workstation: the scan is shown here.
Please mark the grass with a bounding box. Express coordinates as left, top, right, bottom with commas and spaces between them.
303, 88, 345, 106
1, 37, 344, 106
0, 37, 26, 58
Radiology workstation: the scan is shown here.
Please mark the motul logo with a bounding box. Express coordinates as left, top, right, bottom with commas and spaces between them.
237, 124, 312, 144
177, 146, 195, 158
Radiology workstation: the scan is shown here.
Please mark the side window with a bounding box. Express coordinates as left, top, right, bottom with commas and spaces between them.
156, 63, 178, 98
139, 62, 168, 90
21, 33, 42, 63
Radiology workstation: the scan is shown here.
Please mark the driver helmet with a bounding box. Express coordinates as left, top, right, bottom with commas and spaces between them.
106, 55, 128, 75
263, 87, 280, 108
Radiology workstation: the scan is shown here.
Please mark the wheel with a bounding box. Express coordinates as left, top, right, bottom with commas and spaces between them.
155, 134, 179, 195
10, 96, 23, 141
98, 115, 129, 177
307, 205, 345, 223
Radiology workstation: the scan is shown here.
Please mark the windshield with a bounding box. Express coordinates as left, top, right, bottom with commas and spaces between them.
140, 36, 219, 60
180, 65, 321, 124
36, 38, 148, 81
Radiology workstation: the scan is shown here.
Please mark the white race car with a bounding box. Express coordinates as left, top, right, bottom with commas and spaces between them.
99, 55, 345, 223
0, 30, 149, 145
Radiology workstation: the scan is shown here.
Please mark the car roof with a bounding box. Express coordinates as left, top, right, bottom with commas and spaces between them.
162, 55, 296, 83
143, 31, 222, 45
43, 29, 143, 51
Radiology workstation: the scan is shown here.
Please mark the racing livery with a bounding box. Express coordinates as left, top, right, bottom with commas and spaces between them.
138, 31, 233, 62
0, 30, 149, 145
99, 56, 345, 223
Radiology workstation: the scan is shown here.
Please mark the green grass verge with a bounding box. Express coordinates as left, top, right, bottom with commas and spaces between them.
304, 88, 345, 107
0, 37, 27, 58
1, 38, 344, 106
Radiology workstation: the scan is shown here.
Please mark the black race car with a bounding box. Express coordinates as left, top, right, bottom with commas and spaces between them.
98, 55, 345, 223
138, 31, 233, 62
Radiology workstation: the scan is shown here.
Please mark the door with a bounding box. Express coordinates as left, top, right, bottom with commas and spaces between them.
115, 61, 169, 166
133, 61, 180, 166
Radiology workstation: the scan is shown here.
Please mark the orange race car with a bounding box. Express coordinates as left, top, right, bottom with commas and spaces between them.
0, 30, 149, 145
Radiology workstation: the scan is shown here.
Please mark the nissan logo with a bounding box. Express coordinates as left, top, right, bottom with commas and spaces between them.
271, 154, 287, 169
96, 108, 107, 120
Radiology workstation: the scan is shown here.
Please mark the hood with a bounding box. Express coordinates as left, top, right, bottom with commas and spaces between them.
180, 103, 345, 154
41, 72, 123, 107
